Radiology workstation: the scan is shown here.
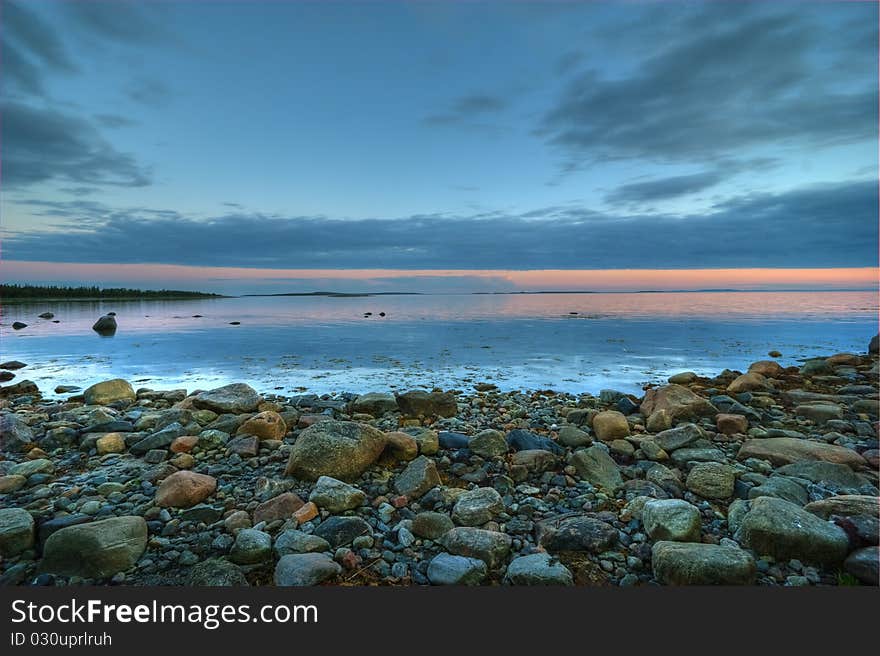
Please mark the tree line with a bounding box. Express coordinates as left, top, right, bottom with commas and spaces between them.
1, 284, 222, 299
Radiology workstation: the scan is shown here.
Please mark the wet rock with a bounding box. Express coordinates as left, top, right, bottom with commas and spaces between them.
804, 495, 879, 520
275, 530, 331, 556
557, 425, 591, 447
274, 553, 341, 586
440, 527, 511, 569
230, 529, 272, 564
412, 512, 455, 539
396, 390, 457, 418
91, 315, 117, 335
468, 429, 509, 458
313, 516, 372, 549
504, 553, 573, 586
506, 429, 564, 454
592, 410, 630, 441
452, 487, 504, 526
0, 414, 34, 452
351, 392, 399, 416
186, 558, 249, 586
83, 378, 135, 405
539, 514, 618, 553
727, 372, 772, 393
236, 411, 286, 440
716, 413, 749, 435
748, 476, 809, 505
640, 384, 718, 424
686, 462, 735, 499
737, 437, 867, 468
193, 383, 263, 414
427, 553, 487, 585
844, 547, 878, 585
748, 360, 785, 377
383, 431, 419, 461
253, 492, 304, 524
654, 423, 702, 452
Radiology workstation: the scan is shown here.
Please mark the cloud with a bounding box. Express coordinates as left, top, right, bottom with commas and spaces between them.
125, 77, 173, 107
62, 0, 170, 44
538, 3, 877, 169
605, 171, 724, 205
423, 93, 509, 127
1, 101, 152, 189
5, 180, 876, 270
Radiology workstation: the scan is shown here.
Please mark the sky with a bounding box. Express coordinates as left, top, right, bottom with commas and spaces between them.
0, 0, 877, 294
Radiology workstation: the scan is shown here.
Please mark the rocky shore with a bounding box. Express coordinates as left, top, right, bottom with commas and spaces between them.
0, 339, 878, 587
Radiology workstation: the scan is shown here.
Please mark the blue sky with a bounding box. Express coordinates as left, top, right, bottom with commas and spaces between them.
1, 1, 877, 292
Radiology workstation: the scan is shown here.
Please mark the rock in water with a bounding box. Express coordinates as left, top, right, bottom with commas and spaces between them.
274, 553, 341, 586
12, 322, 27, 330
869, 334, 879, 354
285, 420, 386, 481
193, 383, 263, 413
738, 496, 850, 564
83, 378, 135, 405
40, 516, 147, 579
91, 315, 117, 335
652, 541, 756, 585
38, 312, 54, 319
504, 553, 573, 586
0, 508, 35, 556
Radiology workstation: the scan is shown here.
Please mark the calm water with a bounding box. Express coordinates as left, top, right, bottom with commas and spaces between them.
1, 291, 877, 396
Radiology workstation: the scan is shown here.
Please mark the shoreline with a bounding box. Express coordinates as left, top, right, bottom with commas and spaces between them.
0, 340, 877, 587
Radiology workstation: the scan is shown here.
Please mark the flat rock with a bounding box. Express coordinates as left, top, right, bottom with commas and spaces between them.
504, 553, 573, 586
155, 471, 217, 508
426, 553, 487, 585
737, 437, 866, 468
570, 446, 623, 491
40, 516, 147, 579
394, 455, 441, 499
652, 541, 756, 585
440, 527, 511, 569
274, 553, 341, 586
309, 476, 366, 512
193, 383, 263, 414
642, 499, 701, 542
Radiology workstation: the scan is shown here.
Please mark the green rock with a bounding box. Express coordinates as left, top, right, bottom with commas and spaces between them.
40, 516, 147, 579
83, 379, 136, 405
652, 541, 756, 585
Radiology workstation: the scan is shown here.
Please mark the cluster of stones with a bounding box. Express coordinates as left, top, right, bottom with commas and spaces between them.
0, 338, 878, 587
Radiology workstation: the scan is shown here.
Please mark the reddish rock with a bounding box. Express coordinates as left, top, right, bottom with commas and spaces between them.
156, 471, 217, 508
748, 360, 784, 377
391, 495, 408, 508
170, 435, 199, 453
716, 413, 749, 435
237, 411, 287, 440
293, 501, 319, 523
253, 492, 305, 524
298, 414, 327, 428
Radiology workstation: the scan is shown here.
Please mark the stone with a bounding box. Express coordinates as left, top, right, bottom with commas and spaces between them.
309, 476, 366, 512
0, 508, 34, 556
654, 423, 702, 452
230, 529, 272, 564
737, 437, 866, 468
642, 499, 701, 542
686, 462, 735, 499
570, 446, 623, 492
193, 383, 263, 414
186, 558, 249, 586
0, 361, 27, 370
641, 440, 668, 461
795, 404, 843, 424
557, 425, 591, 447
640, 384, 718, 424
504, 553, 573, 586
253, 492, 304, 524
748, 360, 785, 377
406, 428, 439, 455
285, 420, 386, 481
652, 541, 756, 585
0, 414, 34, 452
274, 553, 341, 586
869, 334, 879, 354
800, 358, 832, 376
275, 529, 331, 556
775, 462, 874, 492
668, 371, 698, 384
592, 410, 630, 441
40, 516, 147, 579
440, 527, 511, 569
510, 449, 559, 475
738, 497, 850, 564
727, 372, 771, 393
804, 495, 879, 520
539, 515, 618, 553
396, 390, 457, 417
506, 429, 564, 454
83, 378, 135, 405
236, 411, 286, 440
748, 476, 809, 506
313, 516, 372, 549
412, 512, 455, 539
293, 502, 319, 523
0, 475, 26, 493
452, 487, 504, 526
394, 455, 441, 499
226, 435, 259, 457
384, 431, 419, 461
351, 392, 399, 416
155, 471, 217, 508
646, 409, 673, 432
170, 435, 199, 453
11, 458, 54, 476
844, 547, 879, 585
468, 429, 509, 458
96, 433, 126, 455
426, 553, 487, 585
91, 315, 116, 334
716, 413, 749, 435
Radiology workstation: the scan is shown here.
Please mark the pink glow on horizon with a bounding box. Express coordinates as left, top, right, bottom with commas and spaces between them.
0, 261, 877, 291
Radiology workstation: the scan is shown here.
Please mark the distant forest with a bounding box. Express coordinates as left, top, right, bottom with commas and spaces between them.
1, 284, 222, 299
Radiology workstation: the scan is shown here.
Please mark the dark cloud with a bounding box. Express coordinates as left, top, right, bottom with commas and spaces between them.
1, 39, 44, 95
62, 0, 169, 44
5, 181, 876, 270
538, 3, 877, 168
125, 77, 173, 107
606, 171, 724, 205
1, 101, 152, 189
423, 93, 508, 127
94, 113, 137, 129
3, 0, 77, 72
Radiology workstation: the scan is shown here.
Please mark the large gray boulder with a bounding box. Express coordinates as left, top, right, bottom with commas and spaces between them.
40, 516, 147, 578
193, 383, 263, 414
0, 414, 34, 452
642, 499, 701, 542
652, 541, 756, 585
285, 421, 386, 481
570, 446, 623, 492
274, 553, 341, 586
504, 553, 573, 586
393, 455, 441, 499
83, 378, 135, 405
350, 392, 399, 416
0, 508, 34, 556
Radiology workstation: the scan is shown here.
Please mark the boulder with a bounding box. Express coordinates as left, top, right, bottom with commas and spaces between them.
411, 512, 455, 540
351, 392, 399, 416
652, 541, 756, 585
452, 487, 504, 526
738, 497, 850, 564
40, 516, 147, 578
383, 432, 419, 461
236, 411, 286, 440
748, 360, 784, 377
504, 553, 573, 586
775, 461, 874, 492
570, 446, 623, 492
592, 410, 630, 441
642, 499, 701, 542
229, 529, 272, 564
844, 547, 879, 585
440, 527, 511, 569
309, 476, 366, 512
686, 462, 735, 499
557, 425, 591, 447
804, 495, 879, 520
91, 315, 117, 335
0, 414, 34, 452
468, 429, 509, 458
727, 372, 772, 393
538, 514, 618, 553
253, 492, 304, 524
640, 384, 718, 424
313, 516, 372, 549
83, 379, 135, 405
193, 383, 263, 414
186, 559, 249, 586
395, 390, 457, 418
716, 413, 749, 435
394, 455, 441, 499
426, 553, 487, 585
737, 437, 867, 468
654, 423, 702, 452
274, 553, 341, 586
155, 471, 217, 508
275, 530, 332, 556
0, 508, 34, 556
285, 420, 386, 481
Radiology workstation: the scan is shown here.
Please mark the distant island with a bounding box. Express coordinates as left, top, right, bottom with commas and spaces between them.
243, 291, 423, 298
1, 284, 224, 301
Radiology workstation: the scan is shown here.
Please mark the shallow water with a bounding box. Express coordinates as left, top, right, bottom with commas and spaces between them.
1, 291, 876, 396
